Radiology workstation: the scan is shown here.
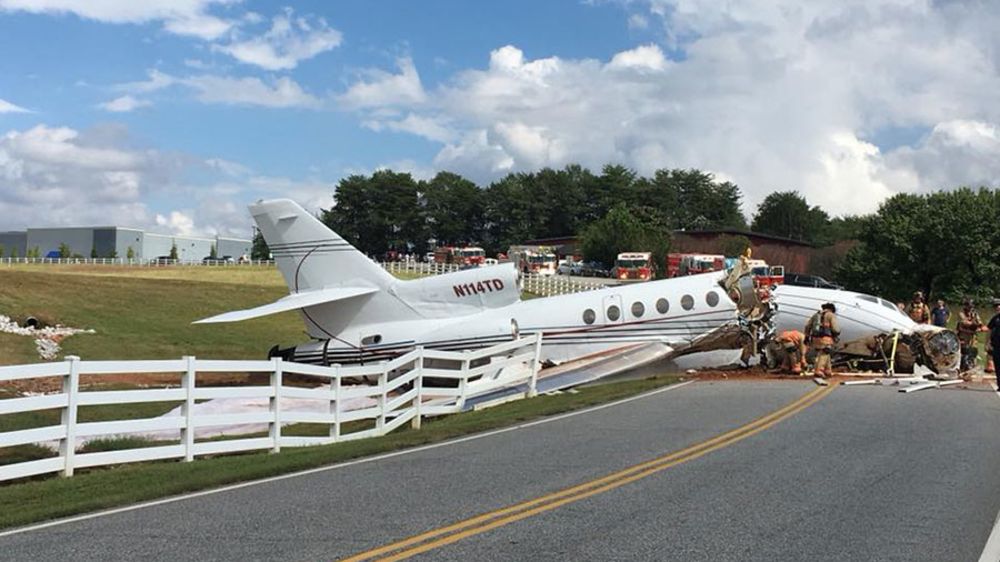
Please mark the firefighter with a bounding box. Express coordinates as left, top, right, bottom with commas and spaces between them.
775, 330, 807, 375
805, 303, 839, 377
956, 299, 983, 372
907, 291, 931, 324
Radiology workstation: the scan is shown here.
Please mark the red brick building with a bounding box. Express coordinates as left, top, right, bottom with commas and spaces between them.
525, 230, 854, 275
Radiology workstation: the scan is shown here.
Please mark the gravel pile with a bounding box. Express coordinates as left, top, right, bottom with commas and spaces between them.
0, 314, 95, 360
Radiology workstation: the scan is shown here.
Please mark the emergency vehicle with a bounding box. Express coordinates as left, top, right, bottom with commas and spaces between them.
434, 246, 486, 266
612, 252, 653, 281
508, 246, 557, 276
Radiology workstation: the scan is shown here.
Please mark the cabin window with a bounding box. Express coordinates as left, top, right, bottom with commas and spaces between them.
681, 294, 694, 310
706, 291, 720, 307
583, 309, 596, 325
656, 298, 669, 314
361, 334, 383, 346
607, 305, 621, 321
631, 301, 645, 318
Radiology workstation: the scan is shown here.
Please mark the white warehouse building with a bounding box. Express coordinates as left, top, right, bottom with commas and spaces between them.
9, 226, 251, 261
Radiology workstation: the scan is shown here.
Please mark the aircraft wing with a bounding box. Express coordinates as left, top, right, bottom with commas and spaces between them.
194, 286, 379, 324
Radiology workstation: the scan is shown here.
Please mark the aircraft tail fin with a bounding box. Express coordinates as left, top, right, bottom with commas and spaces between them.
250, 199, 396, 293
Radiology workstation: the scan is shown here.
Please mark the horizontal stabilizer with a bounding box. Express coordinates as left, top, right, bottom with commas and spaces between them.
194, 286, 379, 324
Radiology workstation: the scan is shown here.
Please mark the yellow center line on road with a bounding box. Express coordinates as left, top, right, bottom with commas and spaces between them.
343, 384, 836, 562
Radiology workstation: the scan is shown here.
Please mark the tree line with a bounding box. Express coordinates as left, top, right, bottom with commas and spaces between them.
248, 163, 998, 302
319, 166, 746, 258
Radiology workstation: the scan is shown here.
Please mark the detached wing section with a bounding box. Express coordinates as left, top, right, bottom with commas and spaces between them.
194, 286, 379, 324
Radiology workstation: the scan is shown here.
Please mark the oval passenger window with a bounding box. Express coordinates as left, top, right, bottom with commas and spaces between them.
681, 295, 694, 310
632, 301, 645, 317
607, 305, 621, 321
706, 291, 719, 307
656, 298, 669, 314
583, 309, 596, 325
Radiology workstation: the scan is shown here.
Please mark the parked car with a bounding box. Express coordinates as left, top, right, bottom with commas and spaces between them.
579, 261, 609, 278
783, 272, 843, 290
556, 260, 581, 275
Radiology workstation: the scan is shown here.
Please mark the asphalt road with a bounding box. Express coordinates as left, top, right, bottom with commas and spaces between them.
3, 380, 1000, 561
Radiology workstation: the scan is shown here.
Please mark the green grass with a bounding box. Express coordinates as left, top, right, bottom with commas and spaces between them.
0, 374, 680, 530
0, 268, 303, 365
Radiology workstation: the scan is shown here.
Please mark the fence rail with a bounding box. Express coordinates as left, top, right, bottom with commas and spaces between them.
0, 334, 543, 482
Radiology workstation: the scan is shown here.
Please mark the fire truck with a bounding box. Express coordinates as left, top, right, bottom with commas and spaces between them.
433, 246, 486, 266
508, 245, 557, 276
746, 259, 785, 286
612, 252, 653, 281
667, 252, 784, 286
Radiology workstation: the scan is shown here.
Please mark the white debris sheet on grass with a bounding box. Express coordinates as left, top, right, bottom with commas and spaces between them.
74, 388, 378, 447
0, 314, 95, 360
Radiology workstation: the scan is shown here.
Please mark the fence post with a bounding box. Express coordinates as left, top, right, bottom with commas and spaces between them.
60, 356, 80, 477
181, 356, 196, 461
270, 358, 283, 453
330, 364, 341, 441
457, 351, 470, 411
412, 347, 424, 430
528, 334, 542, 398
377, 367, 388, 434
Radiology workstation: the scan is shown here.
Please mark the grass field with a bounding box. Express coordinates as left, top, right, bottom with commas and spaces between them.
0, 265, 302, 365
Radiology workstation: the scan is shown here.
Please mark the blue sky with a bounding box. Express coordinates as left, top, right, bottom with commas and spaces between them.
1, 1, 999, 236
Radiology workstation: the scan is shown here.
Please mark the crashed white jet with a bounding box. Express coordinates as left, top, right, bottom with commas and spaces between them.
196, 199, 959, 378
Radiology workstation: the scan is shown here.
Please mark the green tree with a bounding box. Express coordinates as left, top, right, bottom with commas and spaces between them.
718, 234, 752, 258
169, 241, 178, 260
580, 204, 672, 273
90, 247, 98, 259
0, 245, 4, 258
835, 188, 1000, 301
422, 171, 483, 246
109, 249, 118, 259
126, 246, 135, 260
10, 247, 17, 258
58, 242, 70, 258
209, 243, 218, 259
251, 229, 270, 260
322, 170, 425, 256
751, 191, 829, 243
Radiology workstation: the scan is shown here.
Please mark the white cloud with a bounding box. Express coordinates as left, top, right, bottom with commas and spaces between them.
338, 57, 426, 109
214, 8, 342, 70
115, 69, 321, 109
115, 69, 176, 94
0, 122, 306, 237
607, 44, 668, 71
0, 97, 29, 113
183, 75, 320, 108
628, 13, 649, 29
155, 211, 196, 236
363, 113, 456, 143
0, 0, 235, 40
342, 2, 1000, 216
98, 95, 152, 113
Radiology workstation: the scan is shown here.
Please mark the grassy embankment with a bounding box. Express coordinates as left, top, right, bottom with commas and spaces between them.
0, 264, 667, 528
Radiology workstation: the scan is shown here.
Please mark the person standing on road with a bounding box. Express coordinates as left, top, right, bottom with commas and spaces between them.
988, 301, 1000, 391
805, 303, 839, 378
907, 291, 931, 324
931, 299, 950, 328
956, 299, 983, 373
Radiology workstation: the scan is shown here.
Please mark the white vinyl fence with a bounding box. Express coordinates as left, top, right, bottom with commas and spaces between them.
380, 260, 461, 276
521, 273, 608, 297
0, 335, 542, 482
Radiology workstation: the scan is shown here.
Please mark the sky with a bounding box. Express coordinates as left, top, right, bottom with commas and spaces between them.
1, 0, 999, 238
